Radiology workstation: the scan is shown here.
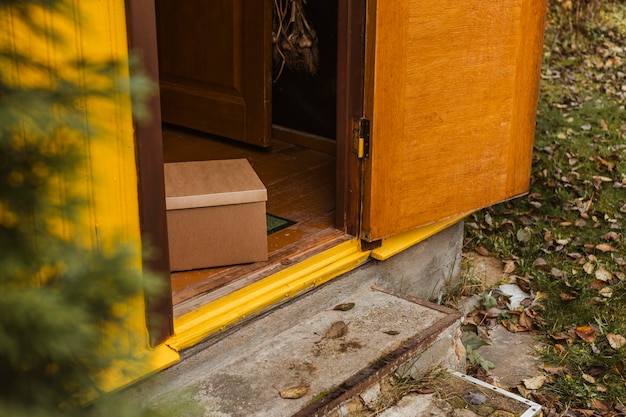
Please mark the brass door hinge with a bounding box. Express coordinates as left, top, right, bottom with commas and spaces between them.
352, 117, 370, 159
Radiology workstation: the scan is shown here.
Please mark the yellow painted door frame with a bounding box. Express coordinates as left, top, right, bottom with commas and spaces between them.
124, 0, 472, 356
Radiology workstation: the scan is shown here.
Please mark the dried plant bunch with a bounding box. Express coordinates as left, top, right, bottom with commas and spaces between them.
272, 0, 319, 80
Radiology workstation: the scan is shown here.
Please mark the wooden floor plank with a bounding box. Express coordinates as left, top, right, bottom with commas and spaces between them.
172, 229, 348, 314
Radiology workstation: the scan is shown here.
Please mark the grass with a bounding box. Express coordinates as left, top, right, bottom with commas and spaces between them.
463, 1, 626, 413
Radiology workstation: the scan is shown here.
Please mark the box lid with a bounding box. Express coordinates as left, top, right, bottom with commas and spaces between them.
164, 159, 267, 210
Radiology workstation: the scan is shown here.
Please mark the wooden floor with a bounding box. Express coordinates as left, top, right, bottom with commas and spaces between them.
162, 126, 348, 317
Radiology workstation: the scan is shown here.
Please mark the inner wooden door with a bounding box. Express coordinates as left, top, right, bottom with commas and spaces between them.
155, 0, 272, 146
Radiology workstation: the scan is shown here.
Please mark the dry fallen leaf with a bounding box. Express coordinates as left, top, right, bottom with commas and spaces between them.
518, 311, 533, 331
551, 267, 566, 278
575, 326, 597, 343
601, 231, 619, 241
515, 275, 532, 293
475, 246, 490, 256
572, 409, 595, 417
279, 385, 309, 399
595, 266, 613, 282
503, 260, 516, 274
333, 303, 355, 311
583, 262, 595, 275
523, 375, 547, 390
502, 320, 527, 333
540, 365, 566, 374
600, 119, 609, 130
599, 287, 613, 298
552, 331, 573, 341
533, 258, 548, 271
325, 321, 348, 339
607, 333, 626, 349
596, 244, 616, 252
516, 384, 531, 398
517, 227, 532, 243
590, 279, 607, 290
591, 398, 611, 411
560, 292, 579, 301
611, 361, 625, 375
589, 296, 604, 305
582, 373, 596, 383
544, 229, 554, 242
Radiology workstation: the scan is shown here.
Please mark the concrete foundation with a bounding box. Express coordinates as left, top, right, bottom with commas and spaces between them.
112, 222, 466, 417
375, 221, 464, 301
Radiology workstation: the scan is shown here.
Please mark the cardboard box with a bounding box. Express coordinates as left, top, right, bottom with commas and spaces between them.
164, 159, 268, 271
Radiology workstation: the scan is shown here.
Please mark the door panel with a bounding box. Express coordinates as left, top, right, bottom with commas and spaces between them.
362, 0, 546, 241
155, 0, 271, 146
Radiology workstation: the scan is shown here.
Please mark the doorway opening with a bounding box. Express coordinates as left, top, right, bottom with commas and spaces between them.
156, 1, 348, 317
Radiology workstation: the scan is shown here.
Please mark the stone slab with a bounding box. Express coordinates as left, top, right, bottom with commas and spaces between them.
126, 286, 461, 417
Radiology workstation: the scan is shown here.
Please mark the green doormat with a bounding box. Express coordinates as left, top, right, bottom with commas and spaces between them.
266, 214, 295, 235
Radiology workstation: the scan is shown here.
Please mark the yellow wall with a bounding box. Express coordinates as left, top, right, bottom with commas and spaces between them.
1, 3, 141, 264
1, 0, 178, 388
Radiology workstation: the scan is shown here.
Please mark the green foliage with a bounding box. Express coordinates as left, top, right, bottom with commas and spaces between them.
479, 292, 497, 311
547, 0, 617, 38
0, 1, 155, 416
465, 346, 495, 373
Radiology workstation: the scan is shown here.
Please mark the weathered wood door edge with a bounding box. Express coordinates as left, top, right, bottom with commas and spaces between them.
125, 0, 174, 346
336, 0, 366, 236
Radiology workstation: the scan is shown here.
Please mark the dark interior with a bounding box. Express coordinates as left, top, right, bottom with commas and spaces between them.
272, 0, 338, 140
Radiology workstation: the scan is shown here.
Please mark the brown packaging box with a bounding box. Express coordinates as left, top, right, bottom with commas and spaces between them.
164, 159, 268, 271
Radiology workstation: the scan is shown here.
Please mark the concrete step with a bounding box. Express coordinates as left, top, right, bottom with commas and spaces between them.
125, 273, 465, 417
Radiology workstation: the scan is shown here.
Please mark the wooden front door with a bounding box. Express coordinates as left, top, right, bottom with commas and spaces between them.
361, 0, 547, 241
155, 0, 272, 146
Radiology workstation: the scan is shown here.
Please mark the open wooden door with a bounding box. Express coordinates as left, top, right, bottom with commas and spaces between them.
361, 0, 547, 241
155, 0, 272, 146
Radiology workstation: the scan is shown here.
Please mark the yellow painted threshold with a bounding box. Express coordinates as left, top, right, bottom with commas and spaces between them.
99, 343, 180, 393
165, 216, 468, 352
167, 239, 369, 351
370, 213, 469, 261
